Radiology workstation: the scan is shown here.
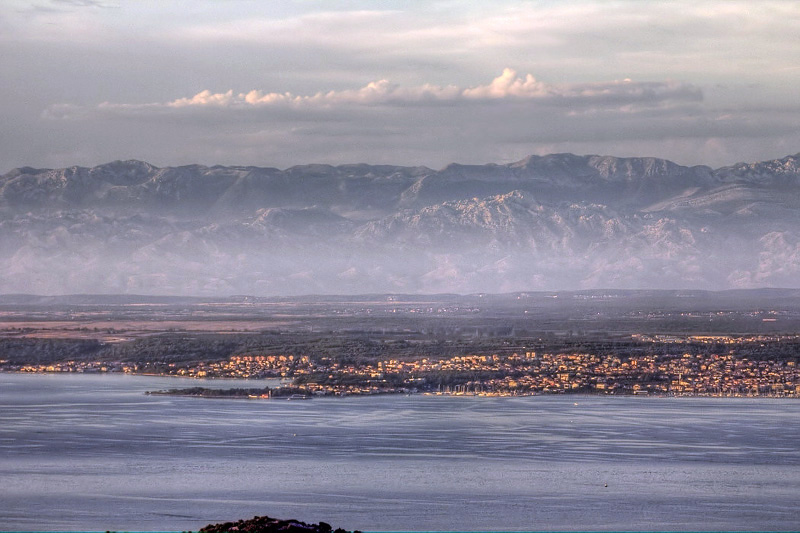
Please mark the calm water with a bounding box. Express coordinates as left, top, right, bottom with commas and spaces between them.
1, 373, 799, 532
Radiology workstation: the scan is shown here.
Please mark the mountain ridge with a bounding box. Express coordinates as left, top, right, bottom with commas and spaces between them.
1, 152, 799, 295
7, 151, 789, 215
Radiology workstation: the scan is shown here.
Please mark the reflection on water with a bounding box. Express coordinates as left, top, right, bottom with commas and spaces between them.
1, 373, 799, 531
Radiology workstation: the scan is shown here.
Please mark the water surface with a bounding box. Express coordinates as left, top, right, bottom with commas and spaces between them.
1, 373, 799, 531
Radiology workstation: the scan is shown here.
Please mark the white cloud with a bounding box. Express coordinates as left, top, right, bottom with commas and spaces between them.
157, 2, 800, 83
4, 1, 800, 170
72, 69, 700, 116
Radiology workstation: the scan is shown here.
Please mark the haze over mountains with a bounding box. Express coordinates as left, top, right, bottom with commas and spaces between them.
2, 153, 800, 296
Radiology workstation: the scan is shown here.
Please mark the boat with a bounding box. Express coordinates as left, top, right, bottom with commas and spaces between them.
287, 394, 312, 400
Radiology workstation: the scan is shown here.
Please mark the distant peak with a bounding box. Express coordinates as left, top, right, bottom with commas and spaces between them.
100, 159, 158, 169
285, 163, 336, 174
510, 153, 590, 167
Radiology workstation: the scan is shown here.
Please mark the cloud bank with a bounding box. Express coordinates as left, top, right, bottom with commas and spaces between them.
4, 1, 800, 169
62, 69, 701, 116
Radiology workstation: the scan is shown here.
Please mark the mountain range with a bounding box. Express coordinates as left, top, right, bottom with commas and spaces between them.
2, 152, 799, 295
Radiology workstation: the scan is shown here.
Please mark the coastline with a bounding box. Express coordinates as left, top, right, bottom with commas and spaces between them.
3, 369, 798, 399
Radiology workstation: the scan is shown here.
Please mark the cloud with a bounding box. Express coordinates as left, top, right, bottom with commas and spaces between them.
17, 0, 117, 13
35, 65, 800, 171
157, 2, 800, 83
49, 0, 118, 7
5, 1, 798, 170
59, 69, 700, 117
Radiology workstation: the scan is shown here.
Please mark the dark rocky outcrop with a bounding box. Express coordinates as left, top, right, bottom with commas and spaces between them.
197, 515, 359, 533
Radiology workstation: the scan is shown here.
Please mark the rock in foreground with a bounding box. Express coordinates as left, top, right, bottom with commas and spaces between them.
198, 515, 359, 533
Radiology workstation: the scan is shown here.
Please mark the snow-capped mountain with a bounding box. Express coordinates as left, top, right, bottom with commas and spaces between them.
1, 153, 799, 295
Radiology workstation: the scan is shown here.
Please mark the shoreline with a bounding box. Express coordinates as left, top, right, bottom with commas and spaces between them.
0, 369, 800, 400
4, 370, 795, 399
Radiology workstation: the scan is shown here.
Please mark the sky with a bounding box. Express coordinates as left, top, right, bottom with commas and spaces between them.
2, 0, 800, 171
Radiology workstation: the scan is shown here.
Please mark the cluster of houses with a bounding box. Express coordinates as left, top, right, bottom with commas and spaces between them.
10, 337, 800, 396
109, 350, 800, 397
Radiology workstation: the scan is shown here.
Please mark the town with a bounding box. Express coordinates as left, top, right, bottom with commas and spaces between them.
4, 292, 800, 398
14, 344, 800, 397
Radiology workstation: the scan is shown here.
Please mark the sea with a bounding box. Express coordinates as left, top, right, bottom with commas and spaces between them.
1, 372, 799, 532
